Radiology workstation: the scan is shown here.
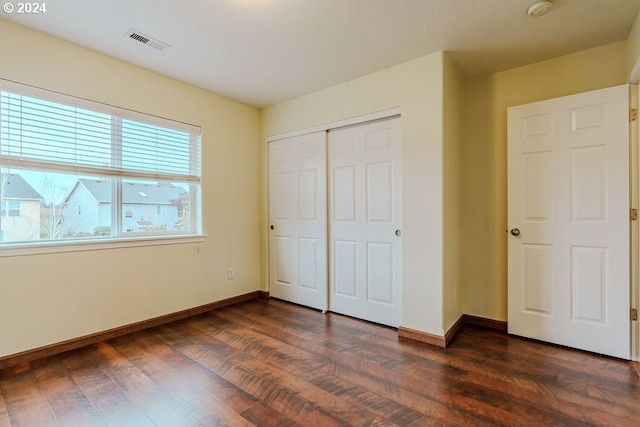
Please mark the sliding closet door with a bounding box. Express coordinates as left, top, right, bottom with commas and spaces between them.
268, 131, 328, 311
328, 117, 402, 327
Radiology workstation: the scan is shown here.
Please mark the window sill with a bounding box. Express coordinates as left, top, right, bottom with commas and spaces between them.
0, 234, 206, 257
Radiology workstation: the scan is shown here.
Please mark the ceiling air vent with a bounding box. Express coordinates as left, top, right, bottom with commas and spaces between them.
125, 29, 170, 51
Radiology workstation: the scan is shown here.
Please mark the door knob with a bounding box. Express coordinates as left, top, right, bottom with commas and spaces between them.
510, 228, 521, 237
270, 225, 274, 230
395, 229, 402, 237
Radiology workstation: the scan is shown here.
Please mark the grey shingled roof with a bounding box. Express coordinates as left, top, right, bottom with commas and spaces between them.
1, 174, 42, 200
77, 179, 186, 205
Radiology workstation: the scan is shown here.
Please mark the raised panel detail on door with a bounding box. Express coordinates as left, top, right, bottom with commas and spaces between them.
274, 236, 293, 285
298, 169, 318, 220
366, 162, 393, 223
522, 113, 553, 140
508, 84, 629, 359
332, 135, 356, 156
333, 166, 356, 222
523, 152, 552, 221
365, 129, 392, 151
571, 104, 605, 133
523, 244, 552, 314
571, 246, 607, 323
298, 139, 318, 158
298, 237, 318, 290
334, 240, 357, 297
269, 131, 327, 311
329, 116, 402, 327
273, 172, 293, 220
571, 146, 606, 221
367, 242, 394, 304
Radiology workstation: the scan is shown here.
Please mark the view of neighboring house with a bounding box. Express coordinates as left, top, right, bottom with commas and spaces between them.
63, 179, 188, 235
0, 173, 43, 242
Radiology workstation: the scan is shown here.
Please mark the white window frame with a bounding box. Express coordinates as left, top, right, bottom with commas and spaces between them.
0, 79, 204, 256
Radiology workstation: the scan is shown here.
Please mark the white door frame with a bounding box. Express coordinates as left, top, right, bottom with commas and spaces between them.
629, 58, 640, 362
630, 83, 639, 363
266, 108, 403, 144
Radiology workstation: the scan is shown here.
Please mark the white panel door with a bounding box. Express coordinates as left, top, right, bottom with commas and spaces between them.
508, 85, 630, 359
269, 131, 327, 311
328, 117, 402, 327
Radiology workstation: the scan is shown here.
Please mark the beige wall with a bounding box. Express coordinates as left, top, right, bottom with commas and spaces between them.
628, 12, 640, 80
0, 19, 262, 358
263, 52, 448, 336
442, 54, 464, 331
461, 41, 628, 321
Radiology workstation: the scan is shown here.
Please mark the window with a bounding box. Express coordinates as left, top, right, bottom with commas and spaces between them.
1, 201, 20, 217
0, 80, 201, 248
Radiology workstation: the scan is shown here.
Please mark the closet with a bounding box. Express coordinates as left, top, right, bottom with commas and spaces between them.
268, 116, 402, 327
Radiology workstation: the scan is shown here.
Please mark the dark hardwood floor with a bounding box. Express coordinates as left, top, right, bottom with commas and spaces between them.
1, 298, 638, 427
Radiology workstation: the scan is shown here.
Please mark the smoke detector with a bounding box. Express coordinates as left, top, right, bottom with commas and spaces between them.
527, 1, 553, 17
125, 29, 170, 51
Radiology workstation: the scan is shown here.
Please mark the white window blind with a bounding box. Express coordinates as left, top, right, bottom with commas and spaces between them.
0, 90, 201, 182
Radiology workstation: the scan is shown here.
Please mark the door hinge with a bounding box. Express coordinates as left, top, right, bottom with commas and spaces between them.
632, 308, 638, 322
630, 108, 638, 122
631, 208, 638, 221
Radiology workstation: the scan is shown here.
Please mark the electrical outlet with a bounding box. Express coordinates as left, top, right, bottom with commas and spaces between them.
227, 268, 234, 280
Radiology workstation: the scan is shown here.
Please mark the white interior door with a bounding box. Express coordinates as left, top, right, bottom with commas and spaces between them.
328, 117, 402, 327
268, 131, 327, 311
508, 85, 630, 359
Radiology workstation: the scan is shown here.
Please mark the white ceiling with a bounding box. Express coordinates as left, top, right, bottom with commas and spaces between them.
3, 0, 640, 108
